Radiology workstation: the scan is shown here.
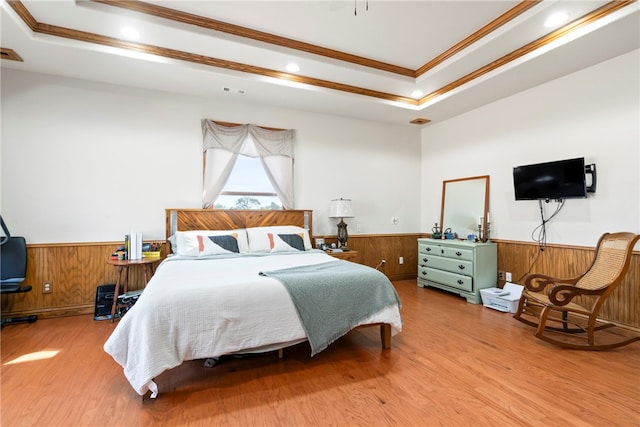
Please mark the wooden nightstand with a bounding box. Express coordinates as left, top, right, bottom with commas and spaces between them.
327, 250, 360, 263
106, 257, 162, 321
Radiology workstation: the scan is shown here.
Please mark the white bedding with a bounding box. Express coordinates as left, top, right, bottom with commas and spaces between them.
103, 251, 402, 397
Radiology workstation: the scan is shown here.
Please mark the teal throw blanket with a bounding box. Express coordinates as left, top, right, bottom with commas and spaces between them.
260, 260, 401, 356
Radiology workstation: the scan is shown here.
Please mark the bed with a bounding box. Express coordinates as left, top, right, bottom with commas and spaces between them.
103, 209, 403, 399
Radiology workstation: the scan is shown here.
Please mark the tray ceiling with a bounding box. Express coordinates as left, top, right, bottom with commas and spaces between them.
1, 0, 638, 125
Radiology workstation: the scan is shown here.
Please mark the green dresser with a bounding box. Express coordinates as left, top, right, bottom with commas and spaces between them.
417, 238, 497, 304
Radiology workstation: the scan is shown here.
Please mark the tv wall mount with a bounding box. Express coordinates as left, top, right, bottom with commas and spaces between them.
585, 163, 596, 193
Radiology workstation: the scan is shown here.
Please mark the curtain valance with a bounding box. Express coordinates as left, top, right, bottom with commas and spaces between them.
202, 120, 294, 158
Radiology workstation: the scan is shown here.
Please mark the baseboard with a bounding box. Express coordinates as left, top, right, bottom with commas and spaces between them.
2, 304, 94, 320
387, 273, 417, 281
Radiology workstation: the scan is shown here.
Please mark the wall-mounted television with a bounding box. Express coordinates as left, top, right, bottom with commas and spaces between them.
513, 157, 595, 201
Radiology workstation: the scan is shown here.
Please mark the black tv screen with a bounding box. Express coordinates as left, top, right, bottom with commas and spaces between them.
513, 157, 587, 201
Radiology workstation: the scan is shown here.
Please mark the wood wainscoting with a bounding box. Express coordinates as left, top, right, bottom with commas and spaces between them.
3, 236, 639, 330
315, 234, 422, 281
0, 242, 165, 320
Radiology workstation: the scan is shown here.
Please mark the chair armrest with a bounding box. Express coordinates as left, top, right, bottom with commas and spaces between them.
0, 283, 21, 293
0, 283, 32, 294
523, 273, 580, 292
548, 284, 602, 306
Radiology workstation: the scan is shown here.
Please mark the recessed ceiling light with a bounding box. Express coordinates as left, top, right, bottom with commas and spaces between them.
121, 27, 140, 39
286, 63, 300, 73
411, 90, 423, 99
544, 12, 568, 28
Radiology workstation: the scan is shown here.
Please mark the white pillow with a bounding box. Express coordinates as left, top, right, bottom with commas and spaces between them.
174, 229, 249, 256
246, 226, 312, 253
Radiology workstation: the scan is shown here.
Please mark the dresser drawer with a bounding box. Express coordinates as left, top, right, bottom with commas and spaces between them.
419, 242, 473, 262
418, 242, 444, 256
442, 246, 473, 262
419, 254, 473, 276
418, 266, 473, 292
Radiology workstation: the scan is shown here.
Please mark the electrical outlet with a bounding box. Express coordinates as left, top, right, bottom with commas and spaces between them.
399, 256, 404, 265
498, 271, 505, 280
42, 281, 52, 294
505, 272, 512, 282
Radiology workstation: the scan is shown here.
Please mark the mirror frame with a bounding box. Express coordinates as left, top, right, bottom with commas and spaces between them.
440, 175, 490, 242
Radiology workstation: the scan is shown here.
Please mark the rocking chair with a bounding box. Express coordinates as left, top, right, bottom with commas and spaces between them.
513, 232, 640, 350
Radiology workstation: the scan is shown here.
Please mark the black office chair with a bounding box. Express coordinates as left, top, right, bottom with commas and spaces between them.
1, 215, 38, 328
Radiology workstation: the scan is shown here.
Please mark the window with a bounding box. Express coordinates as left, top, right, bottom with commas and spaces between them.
201, 120, 295, 209
213, 155, 283, 210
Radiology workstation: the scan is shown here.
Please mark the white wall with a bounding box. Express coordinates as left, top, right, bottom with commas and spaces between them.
1, 70, 421, 243
5, 51, 637, 246
421, 50, 639, 247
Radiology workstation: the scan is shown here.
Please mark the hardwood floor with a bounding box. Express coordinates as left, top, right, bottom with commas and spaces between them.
1, 280, 639, 426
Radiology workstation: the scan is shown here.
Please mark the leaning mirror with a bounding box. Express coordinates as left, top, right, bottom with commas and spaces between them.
440, 175, 490, 241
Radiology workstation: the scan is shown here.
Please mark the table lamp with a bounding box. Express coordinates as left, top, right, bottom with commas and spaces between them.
329, 198, 354, 250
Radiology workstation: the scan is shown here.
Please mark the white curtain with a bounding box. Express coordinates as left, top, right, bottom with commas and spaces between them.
201, 120, 295, 209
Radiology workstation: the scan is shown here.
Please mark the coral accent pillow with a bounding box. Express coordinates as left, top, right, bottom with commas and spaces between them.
246, 226, 312, 253
267, 233, 306, 252
175, 230, 247, 256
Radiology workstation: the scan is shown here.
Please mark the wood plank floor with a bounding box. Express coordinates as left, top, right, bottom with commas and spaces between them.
1, 280, 639, 426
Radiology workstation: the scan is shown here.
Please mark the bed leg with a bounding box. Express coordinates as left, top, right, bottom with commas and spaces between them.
278, 348, 284, 359
380, 323, 391, 349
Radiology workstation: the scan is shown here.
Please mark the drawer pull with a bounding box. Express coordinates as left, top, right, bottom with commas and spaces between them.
441, 249, 444, 254
457, 279, 464, 285
458, 264, 465, 270
422, 258, 428, 263
455, 251, 462, 256
426, 247, 431, 252
421, 271, 427, 276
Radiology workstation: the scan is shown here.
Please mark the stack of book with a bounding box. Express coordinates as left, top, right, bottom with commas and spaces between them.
127, 232, 143, 260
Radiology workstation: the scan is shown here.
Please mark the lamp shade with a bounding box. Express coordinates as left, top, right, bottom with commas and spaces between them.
329, 198, 354, 218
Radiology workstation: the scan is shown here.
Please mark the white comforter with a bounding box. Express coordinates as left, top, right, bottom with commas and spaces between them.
103, 251, 402, 397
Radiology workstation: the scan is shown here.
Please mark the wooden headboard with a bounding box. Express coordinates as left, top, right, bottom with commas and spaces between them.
165, 209, 313, 239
